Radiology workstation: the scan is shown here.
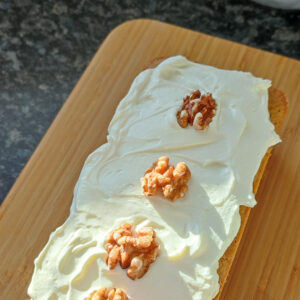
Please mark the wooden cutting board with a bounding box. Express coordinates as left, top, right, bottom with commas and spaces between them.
0, 19, 299, 300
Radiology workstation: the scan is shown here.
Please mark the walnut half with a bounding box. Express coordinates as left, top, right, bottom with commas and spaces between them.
105, 223, 159, 280
176, 90, 217, 130
86, 287, 128, 300
141, 156, 191, 201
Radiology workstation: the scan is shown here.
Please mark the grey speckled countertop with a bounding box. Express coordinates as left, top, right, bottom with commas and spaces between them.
0, 0, 299, 203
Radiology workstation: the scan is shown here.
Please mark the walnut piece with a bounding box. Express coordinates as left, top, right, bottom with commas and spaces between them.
86, 287, 128, 300
176, 90, 217, 130
105, 223, 159, 280
141, 156, 191, 201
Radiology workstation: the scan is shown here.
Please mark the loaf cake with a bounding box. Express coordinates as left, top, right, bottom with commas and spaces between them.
28, 56, 287, 300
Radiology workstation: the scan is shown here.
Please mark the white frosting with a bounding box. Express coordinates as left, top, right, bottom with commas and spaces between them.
28, 56, 280, 300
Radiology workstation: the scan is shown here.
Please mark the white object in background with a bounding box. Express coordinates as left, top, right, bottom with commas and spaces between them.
253, 0, 300, 9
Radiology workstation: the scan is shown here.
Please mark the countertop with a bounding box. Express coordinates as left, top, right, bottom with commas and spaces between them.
0, 0, 299, 203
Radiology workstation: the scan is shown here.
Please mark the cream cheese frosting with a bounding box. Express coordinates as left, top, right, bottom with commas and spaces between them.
28, 56, 280, 300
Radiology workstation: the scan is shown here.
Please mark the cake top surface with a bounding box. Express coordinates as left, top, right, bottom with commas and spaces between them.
28, 56, 280, 300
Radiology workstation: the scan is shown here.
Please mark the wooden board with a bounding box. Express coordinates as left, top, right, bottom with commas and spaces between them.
0, 19, 299, 299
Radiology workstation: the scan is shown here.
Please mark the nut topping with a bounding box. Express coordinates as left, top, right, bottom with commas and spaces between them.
141, 156, 191, 201
86, 287, 128, 300
176, 90, 216, 130
105, 223, 159, 280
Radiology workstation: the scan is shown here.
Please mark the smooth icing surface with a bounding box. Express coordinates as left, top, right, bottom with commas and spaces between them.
28, 56, 280, 300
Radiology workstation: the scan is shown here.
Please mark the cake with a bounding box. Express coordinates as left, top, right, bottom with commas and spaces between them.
28, 56, 287, 300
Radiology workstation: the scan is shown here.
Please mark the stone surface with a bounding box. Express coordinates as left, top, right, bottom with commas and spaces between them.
0, 0, 299, 203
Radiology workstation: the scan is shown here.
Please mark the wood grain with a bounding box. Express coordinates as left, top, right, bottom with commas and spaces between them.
0, 19, 299, 299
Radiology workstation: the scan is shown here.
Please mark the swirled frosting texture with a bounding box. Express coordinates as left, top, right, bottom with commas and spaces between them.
28, 56, 280, 300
